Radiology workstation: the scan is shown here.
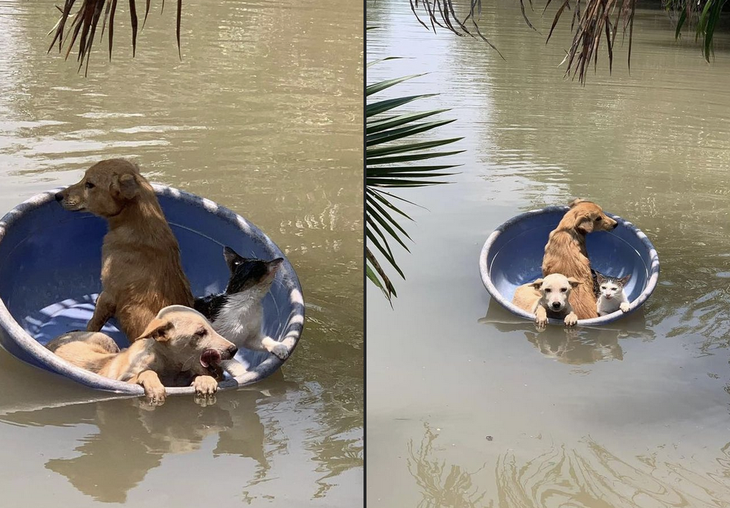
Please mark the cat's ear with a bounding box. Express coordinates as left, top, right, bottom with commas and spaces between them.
567, 277, 580, 288
223, 246, 245, 273
596, 273, 606, 284
531, 278, 544, 290
619, 274, 631, 285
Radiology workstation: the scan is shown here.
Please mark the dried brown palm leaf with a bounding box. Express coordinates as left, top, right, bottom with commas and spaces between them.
47, 0, 183, 75
415, 0, 639, 82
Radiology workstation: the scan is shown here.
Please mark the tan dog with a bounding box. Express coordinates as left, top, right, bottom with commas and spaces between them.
47, 305, 237, 404
55, 159, 194, 341
513, 273, 580, 329
541, 199, 617, 319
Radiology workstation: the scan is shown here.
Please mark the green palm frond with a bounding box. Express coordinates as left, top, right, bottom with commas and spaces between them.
48, 0, 183, 75
366, 71, 463, 303
670, 0, 728, 62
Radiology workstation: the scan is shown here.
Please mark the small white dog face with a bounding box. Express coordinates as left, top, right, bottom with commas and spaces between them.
532, 274, 580, 313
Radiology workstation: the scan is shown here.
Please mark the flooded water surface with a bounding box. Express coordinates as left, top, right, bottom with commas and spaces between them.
368, 1, 730, 507
0, 0, 362, 505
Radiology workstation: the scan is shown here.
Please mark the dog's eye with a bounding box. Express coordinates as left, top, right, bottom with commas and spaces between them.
595, 216, 602, 221
195, 327, 206, 337
85, 182, 95, 189
561, 288, 567, 292
545, 288, 551, 293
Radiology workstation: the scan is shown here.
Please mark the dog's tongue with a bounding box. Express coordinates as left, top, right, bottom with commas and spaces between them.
200, 349, 222, 369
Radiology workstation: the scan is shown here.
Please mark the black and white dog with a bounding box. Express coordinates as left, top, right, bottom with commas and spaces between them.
194, 247, 286, 377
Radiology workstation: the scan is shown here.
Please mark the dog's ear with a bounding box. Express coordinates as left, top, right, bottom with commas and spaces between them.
531, 278, 544, 290
137, 318, 174, 342
567, 277, 580, 288
569, 198, 588, 208
619, 274, 632, 285
577, 216, 594, 234
111, 173, 139, 200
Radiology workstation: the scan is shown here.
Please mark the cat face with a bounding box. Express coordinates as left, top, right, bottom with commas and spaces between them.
597, 273, 631, 300
222, 246, 284, 295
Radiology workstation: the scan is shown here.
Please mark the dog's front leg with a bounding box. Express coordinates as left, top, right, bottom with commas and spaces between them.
87, 292, 116, 332
564, 311, 578, 327
134, 370, 166, 405
534, 306, 548, 330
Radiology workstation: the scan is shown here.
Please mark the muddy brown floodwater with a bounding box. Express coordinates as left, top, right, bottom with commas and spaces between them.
0, 0, 362, 506
367, 1, 730, 506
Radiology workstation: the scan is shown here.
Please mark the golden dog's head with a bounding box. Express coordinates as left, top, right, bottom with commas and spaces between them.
137, 305, 238, 377
563, 198, 617, 234
55, 159, 147, 217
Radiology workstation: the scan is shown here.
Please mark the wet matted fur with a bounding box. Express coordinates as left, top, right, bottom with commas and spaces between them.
55, 159, 194, 341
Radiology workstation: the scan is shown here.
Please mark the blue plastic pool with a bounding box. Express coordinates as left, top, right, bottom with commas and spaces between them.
479, 206, 659, 326
0, 185, 304, 396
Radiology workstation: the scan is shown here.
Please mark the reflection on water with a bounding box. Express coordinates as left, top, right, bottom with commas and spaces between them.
479, 301, 657, 365
496, 438, 730, 508
2, 390, 274, 503
407, 426, 730, 508
408, 424, 488, 508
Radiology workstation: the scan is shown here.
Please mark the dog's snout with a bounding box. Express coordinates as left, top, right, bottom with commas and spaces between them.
54, 192, 64, 202
551, 301, 561, 309
227, 345, 238, 358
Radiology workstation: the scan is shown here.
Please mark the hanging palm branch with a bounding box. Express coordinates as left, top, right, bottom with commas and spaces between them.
407, 0, 726, 83
670, 0, 728, 62
366, 70, 463, 302
48, 0, 183, 75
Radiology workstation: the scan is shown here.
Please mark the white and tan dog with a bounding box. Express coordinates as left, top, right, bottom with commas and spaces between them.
47, 305, 237, 404
513, 273, 580, 329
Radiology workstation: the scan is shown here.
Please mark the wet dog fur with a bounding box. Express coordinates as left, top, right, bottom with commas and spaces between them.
194, 247, 287, 378
541, 198, 618, 319
47, 305, 238, 404
513, 273, 580, 329
55, 159, 194, 341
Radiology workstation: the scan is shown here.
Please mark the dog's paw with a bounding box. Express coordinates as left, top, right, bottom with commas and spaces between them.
620, 302, 630, 313
192, 375, 219, 396
194, 392, 217, 407
564, 312, 578, 327
144, 385, 166, 406
270, 342, 289, 360
535, 317, 548, 331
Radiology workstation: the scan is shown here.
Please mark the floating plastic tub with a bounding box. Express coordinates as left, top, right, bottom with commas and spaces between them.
0, 185, 304, 396
479, 206, 659, 326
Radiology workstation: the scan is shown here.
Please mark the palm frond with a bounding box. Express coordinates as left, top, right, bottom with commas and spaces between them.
408, 0, 727, 83
48, 0, 183, 75
366, 69, 463, 303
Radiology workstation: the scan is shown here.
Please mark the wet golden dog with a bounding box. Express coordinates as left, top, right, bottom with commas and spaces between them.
47, 305, 238, 404
55, 159, 194, 341
541, 198, 617, 319
513, 273, 580, 329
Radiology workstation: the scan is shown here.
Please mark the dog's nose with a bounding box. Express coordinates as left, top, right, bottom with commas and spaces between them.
54, 192, 64, 202
227, 345, 238, 358
551, 302, 561, 309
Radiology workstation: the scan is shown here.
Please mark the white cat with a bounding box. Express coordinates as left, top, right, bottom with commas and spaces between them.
596, 273, 631, 316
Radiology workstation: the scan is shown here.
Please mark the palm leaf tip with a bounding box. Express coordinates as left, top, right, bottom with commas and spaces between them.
47, 0, 183, 72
